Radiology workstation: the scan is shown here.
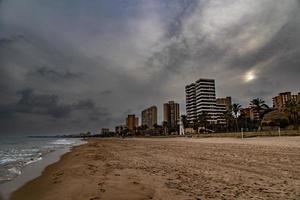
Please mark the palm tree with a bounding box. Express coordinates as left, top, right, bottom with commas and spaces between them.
250, 98, 269, 129
232, 103, 242, 132
285, 100, 300, 130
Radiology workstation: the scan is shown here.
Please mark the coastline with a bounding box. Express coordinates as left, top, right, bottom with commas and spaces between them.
9, 142, 90, 200
9, 137, 300, 200
0, 139, 86, 200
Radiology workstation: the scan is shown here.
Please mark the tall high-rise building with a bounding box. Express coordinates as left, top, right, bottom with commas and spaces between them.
141, 106, 157, 129
273, 92, 300, 110
185, 78, 223, 124
163, 101, 180, 128
185, 83, 197, 122
126, 114, 137, 132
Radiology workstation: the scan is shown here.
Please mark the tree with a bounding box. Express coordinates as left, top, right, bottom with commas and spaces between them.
192, 118, 198, 133
121, 127, 129, 138
250, 98, 269, 129
232, 103, 242, 132
197, 111, 210, 133
285, 100, 300, 130
162, 121, 169, 135
223, 109, 234, 132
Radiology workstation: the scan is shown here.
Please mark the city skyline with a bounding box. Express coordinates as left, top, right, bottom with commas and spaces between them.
1, 0, 300, 134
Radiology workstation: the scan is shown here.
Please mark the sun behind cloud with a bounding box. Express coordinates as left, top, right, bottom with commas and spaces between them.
244, 70, 256, 83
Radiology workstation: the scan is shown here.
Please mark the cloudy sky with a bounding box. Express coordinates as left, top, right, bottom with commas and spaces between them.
1, 0, 299, 135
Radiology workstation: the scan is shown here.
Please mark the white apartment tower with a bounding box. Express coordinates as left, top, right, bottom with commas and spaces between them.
185, 78, 224, 124
185, 83, 197, 122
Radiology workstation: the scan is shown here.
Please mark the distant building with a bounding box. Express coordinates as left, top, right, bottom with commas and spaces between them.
115, 125, 126, 135
135, 117, 139, 127
141, 106, 157, 129
273, 92, 300, 110
216, 97, 232, 111
241, 107, 259, 121
101, 128, 110, 135
216, 97, 232, 124
163, 101, 180, 129
185, 78, 223, 124
126, 114, 138, 132
215, 103, 227, 124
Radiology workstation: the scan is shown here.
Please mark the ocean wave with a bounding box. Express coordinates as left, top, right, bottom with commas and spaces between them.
25, 157, 42, 165
8, 167, 21, 176
0, 158, 17, 165
0, 137, 83, 184
50, 139, 76, 145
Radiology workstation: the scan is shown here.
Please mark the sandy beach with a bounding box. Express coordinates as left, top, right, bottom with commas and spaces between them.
10, 137, 300, 200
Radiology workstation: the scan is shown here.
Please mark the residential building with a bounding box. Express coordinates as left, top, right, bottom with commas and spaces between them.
273, 92, 300, 110
135, 117, 139, 127
163, 101, 180, 129
216, 97, 232, 124
115, 125, 126, 135
215, 103, 227, 124
185, 83, 197, 122
141, 106, 157, 129
216, 97, 232, 111
241, 107, 259, 121
101, 128, 110, 135
185, 78, 220, 124
126, 114, 137, 132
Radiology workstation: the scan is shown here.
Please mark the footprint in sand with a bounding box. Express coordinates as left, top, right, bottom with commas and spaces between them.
100, 188, 106, 193
98, 182, 104, 186
89, 197, 100, 200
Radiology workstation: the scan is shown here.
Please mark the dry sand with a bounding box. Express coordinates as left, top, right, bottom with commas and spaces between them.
10, 137, 300, 200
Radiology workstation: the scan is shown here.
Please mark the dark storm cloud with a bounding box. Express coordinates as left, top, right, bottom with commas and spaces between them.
0, 0, 299, 134
15, 89, 72, 118
100, 90, 113, 96
0, 89, 107, 119
0, 89, 109, 135
0, 35, 13, 45
229, 11, 300, 71
28, 66, 84, 80
75, 99, 95, 110
0, 33, 23, 46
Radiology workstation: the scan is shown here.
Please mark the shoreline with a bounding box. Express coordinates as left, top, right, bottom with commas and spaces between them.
9, 137, 300, 200
0, 148, 70, 200
9, 142, 90, 200
0, 140, 86, 200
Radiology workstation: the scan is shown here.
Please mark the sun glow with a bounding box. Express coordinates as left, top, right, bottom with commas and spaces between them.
244, 70, 256, 82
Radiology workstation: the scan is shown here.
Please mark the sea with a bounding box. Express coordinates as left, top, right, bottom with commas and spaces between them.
0, 134, 85, 199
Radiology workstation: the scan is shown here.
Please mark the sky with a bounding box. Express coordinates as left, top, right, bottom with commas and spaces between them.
0, 0, 299, 135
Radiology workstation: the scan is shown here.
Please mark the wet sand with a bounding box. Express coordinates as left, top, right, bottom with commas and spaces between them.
10, 137, 300, 200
